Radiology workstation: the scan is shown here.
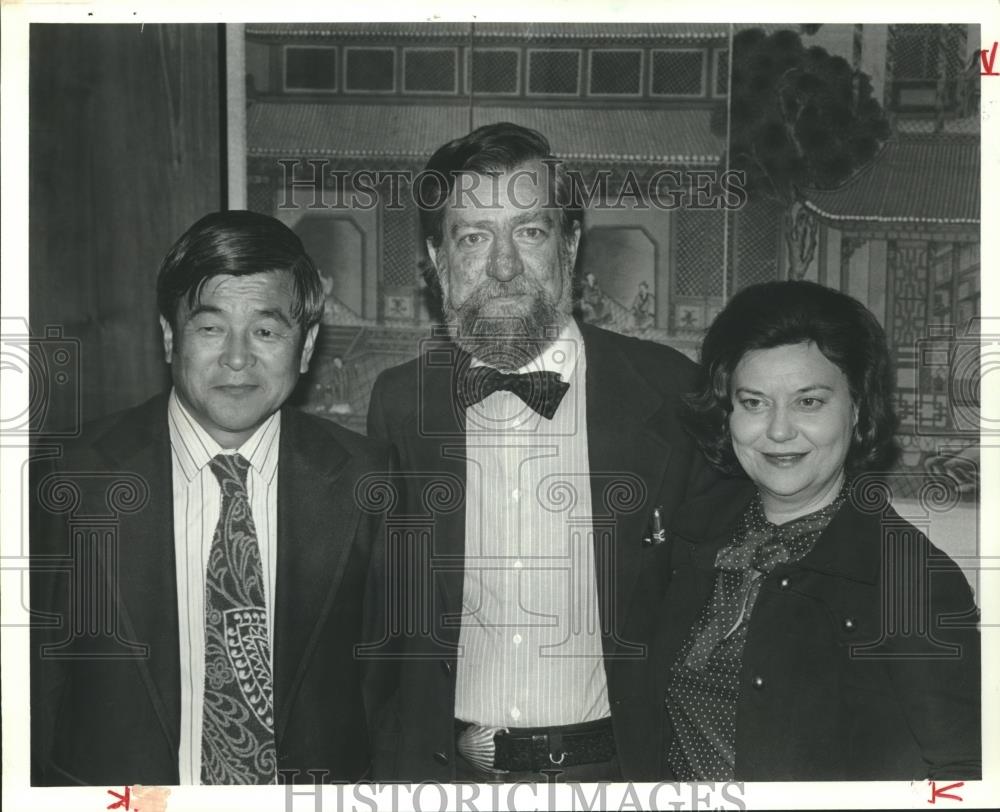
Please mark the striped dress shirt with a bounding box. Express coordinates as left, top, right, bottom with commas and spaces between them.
454, 319, 611, 728
167, 391, 280, 784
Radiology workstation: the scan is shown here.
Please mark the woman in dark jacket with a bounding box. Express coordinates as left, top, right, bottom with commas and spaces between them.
658, 280, 980, 781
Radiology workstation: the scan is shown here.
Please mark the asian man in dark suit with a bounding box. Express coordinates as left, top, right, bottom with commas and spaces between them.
31, 211, 388, 785
364, 123, 729, 781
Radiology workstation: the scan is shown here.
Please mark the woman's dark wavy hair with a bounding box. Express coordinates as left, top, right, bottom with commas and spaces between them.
684, 280, 900, 477
156, 210, 324, 335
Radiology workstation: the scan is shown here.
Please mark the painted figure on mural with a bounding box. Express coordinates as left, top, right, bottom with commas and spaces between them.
631, 281, 655, 329
310, 354, 354, 416
329, 355, 351, 411
580, 271, 612, 325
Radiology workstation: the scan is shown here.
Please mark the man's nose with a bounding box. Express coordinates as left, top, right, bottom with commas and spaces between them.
487, 233, 524, 282
766, 404, 797, 443
220, 331, 253, 371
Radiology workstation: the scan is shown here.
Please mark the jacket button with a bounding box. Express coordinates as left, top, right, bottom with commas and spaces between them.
751, 675, 765, 690
842, 617, 857, 632
441, 659, 452, 676
778, 576, 790, 589
433, 751, 449, 765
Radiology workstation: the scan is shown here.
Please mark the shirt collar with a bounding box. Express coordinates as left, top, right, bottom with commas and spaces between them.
167, 389, 280, 483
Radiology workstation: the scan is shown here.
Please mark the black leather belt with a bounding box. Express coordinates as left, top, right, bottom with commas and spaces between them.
455, 718, 616, 773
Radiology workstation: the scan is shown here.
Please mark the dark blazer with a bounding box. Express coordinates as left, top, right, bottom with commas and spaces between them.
30, 393, 389, 786
364, 322, 723, 781
655, 484, 982, 780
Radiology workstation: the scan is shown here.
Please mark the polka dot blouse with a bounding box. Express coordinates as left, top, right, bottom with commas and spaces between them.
665, 485, 849, 780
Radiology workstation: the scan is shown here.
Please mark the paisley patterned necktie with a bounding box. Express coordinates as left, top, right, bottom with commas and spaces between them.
201, 453, 277, 784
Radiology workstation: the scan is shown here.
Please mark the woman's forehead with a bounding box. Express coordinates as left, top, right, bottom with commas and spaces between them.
733, 343, 847, 389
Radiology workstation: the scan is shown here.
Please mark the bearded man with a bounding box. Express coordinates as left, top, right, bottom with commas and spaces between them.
364, 123, 723, 782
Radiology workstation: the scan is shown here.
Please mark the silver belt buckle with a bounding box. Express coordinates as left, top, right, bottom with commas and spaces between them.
456, 723, 509, 775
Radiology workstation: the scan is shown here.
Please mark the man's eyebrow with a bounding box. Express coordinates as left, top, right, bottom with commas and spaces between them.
185, 304, 294, 329
448, 211, 555, 236
255, 308, 294, 328
186, 304, 222, 319
511, 210, 554, 227
449, 220, 488, 237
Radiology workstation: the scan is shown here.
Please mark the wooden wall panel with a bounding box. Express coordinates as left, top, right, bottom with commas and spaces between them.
30, 23, 223, 429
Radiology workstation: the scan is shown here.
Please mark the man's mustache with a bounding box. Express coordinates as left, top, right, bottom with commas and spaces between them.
465, 275, 538, 305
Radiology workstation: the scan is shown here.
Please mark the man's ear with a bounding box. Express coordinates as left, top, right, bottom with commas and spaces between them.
299, 323, 320, 373
426, 238, 448, 300
159, 316, 175, 364
564, 220, 582, 268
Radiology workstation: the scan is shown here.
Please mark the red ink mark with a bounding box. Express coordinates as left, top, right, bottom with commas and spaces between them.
927, 780, 965, 803
107, 786, 132, 810
980, 42, 998, 76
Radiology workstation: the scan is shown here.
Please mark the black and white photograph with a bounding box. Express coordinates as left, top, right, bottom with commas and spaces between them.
2, 2, 996, 810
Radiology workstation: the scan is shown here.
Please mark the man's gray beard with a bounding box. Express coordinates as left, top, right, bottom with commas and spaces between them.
445, 274, 571, 370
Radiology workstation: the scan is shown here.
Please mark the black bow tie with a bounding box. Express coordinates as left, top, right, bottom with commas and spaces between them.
456, 366, 570, 419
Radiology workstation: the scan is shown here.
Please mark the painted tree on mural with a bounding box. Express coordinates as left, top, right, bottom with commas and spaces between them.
714, 27, 891, 279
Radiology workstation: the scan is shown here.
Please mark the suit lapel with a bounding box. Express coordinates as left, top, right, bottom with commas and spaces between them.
581, 325, 677, 657
406, 349, 469, 650
653, 536, 719, 705
95, 395, 181, 757
272, 407, 359, 741
656, 484, 749, 698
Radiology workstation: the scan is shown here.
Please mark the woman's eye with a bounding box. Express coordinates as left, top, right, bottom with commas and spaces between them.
739, 398, 763, 410
799, 397, 823, 409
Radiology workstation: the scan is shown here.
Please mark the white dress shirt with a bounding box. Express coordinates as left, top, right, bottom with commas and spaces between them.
167, 391, 280, 784
454, 319, 611, 728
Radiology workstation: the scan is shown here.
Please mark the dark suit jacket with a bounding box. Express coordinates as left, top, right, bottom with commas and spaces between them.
655, 485, 982, 780
30, 394, 390, 786
364, 322, 723, 780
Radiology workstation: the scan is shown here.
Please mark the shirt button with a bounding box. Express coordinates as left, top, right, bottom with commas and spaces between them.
842, 617, 857, 632
512, 633, 523, 645
440, 659, 452, 676
433, 751, 449, 765
510, 707, 521, 721
751, 675, 765, 690
778, 576, 791, 589
512, 489, 520, 501
513, 560, 523, 569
